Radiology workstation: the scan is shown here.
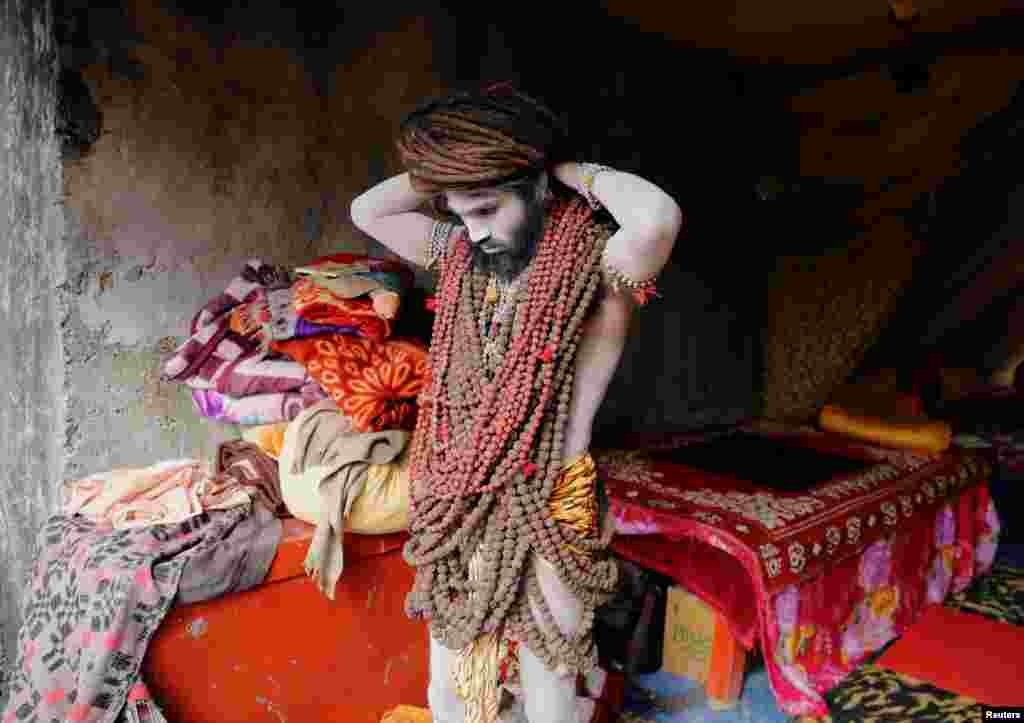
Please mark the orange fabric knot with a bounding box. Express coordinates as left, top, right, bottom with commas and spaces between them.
632, 286, 660, 306
522, 462, 538, 478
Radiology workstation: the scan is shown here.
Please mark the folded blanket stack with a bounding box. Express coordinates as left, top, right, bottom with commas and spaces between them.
147, 250, 425, 593
161, 254, 427, 433
155, 251, 428, 518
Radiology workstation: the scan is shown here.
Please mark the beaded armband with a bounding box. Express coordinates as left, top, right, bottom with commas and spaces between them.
600, 247, 661, 306
425, 219, 458, 271
578, 163, 615, 211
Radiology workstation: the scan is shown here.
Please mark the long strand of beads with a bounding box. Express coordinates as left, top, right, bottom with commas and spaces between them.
408, 195, 618, 665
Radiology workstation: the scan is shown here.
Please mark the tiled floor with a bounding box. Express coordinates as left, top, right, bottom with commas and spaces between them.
622, 659, 782, 720
622, 664, 785, 723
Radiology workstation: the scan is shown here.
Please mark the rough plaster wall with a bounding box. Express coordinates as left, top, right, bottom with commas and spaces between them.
762, 51, 1024, 421
317, 13, 453, 292
763, 219, 922, 421
61, 0, 456, 479
0, 0, 65, 700
601, 0, 1015, 65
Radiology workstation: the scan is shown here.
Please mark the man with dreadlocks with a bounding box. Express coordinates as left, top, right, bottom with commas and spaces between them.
351, 84, 682, 723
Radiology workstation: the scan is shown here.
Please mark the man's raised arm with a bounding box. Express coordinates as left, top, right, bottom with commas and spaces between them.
553, 162, 682, 287
350, 173, 440, 268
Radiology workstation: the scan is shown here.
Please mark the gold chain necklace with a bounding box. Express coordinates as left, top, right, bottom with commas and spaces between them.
479, 272, 525, 371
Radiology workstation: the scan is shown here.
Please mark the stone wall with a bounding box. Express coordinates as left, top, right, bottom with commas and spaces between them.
0, 0, 65, 701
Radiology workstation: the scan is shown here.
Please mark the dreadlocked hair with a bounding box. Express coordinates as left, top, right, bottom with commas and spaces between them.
395, 82, 572, 195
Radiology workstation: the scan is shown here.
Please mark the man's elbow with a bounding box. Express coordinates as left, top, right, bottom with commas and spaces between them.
644, 197, 683, 255
659, 197, 684, 243
350, 194, 368, 228
350, 194, 379, 234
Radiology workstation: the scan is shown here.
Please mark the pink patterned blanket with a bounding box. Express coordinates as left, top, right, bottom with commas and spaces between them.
2, 506, 279, 723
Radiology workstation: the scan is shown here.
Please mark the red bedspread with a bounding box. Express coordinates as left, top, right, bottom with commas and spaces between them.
596, 421, 999, 717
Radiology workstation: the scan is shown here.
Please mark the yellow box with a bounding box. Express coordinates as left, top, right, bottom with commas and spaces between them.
662, 585, 716, 682
661, 585, 747, 708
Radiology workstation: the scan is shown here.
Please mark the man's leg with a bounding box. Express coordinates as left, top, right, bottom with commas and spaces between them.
428, 633, 466, 723
520, 554, 593, 723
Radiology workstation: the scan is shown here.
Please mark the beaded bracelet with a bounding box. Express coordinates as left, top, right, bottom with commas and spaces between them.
426, 219, 457, 270
578, 163, 615, 211
600, 247, 661, 305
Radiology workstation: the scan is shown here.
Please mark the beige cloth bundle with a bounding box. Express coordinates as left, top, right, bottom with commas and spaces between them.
278, 400, 410, 599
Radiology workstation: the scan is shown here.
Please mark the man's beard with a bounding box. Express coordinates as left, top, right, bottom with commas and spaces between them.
469, 197, 545, 283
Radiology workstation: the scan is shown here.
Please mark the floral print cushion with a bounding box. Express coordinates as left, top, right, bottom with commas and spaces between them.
272, 335, 429, 433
